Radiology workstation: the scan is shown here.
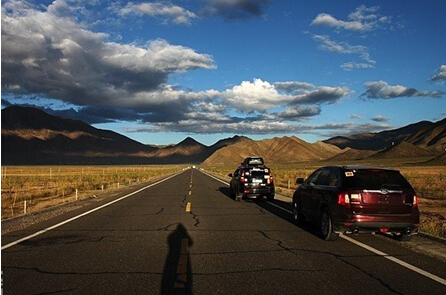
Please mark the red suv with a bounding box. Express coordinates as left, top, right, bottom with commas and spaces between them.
292, 166, 420, 241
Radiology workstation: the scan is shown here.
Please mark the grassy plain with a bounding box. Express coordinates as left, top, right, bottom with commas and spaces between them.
204, 159, 446, 239
1, 165, 184, 219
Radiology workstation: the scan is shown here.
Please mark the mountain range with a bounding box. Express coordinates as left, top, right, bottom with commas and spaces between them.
1, 106, 445, 165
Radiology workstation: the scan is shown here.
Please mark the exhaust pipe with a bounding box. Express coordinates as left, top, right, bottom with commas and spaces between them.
353, 228, 359, 235
406, 229, 411, 236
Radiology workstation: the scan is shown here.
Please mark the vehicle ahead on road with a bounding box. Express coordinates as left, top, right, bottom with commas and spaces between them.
228, 157, 275, 202
292, 166, 420, 241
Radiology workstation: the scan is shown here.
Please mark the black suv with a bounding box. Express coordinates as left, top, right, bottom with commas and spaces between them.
292, 166, 420, 241
229, 157, 275, 202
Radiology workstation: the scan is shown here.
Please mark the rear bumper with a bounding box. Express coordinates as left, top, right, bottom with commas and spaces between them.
242, 187, 274, 197
333, 215, 420, 234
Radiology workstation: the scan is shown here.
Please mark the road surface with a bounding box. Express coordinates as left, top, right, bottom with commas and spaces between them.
2, 168, 446, 294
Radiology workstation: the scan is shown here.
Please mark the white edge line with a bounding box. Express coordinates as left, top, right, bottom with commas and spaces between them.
200, 169, 446, 286
1, 172, 180, 250
340, 234, 446, 286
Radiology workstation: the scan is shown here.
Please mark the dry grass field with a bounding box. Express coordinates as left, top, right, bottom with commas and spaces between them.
205, 161, 446, 239
1, 165, 183, 220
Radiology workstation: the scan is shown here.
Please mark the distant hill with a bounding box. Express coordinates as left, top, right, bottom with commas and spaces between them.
0, 106, 243, 164
201, 136, 343, 166
1, 106, 157, 164
404, 117, 446, 153
324, 121, 435, 151
327, 148, 376, 162
1, 106, 445, 165
425, 153, 446, 164
368, 141, 435, 159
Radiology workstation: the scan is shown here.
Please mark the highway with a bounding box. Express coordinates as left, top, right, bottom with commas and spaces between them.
2, 168, 446, 295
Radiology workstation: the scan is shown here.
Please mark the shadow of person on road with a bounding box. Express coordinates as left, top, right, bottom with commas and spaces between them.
161, 223, 193, 295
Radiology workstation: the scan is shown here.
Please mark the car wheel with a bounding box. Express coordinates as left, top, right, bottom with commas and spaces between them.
394, 232, 413, 242
267, 194, 274, 201
320, 208, 339, 241
292, 200, 303, 225
235, 185, 242, 202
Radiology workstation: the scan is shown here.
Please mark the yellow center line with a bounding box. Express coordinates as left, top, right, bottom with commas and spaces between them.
185, 202, 191, 212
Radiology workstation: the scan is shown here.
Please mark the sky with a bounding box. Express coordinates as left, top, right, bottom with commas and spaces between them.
1, 0, 446, 146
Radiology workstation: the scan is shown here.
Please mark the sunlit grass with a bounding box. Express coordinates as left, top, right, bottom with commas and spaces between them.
1, 165, 184, 219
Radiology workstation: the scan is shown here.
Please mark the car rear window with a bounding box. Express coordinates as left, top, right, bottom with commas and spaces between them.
344, 169, 412, 190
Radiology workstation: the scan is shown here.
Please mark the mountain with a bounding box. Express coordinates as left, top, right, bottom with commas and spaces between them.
2, 106, 445, 165
324, 121, 435, 151
368, 141, 435, 159
1, 106, 245, 164
327, 148, 377, 161
1, 106, 158, 164
405, 117, 446, 153
201, 136, 343, 166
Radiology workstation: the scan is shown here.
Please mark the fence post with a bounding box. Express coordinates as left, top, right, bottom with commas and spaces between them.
24, 200, 27, 214
76, 189, 78, 201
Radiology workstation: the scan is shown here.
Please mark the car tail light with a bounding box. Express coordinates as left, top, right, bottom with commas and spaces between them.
413, 195, 419, 207
240, 169, 246, 183
338, 191, 350, 206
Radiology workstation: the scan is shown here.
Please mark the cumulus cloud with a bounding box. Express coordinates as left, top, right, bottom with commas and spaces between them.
362, 81, 446, 99
430, 64, 446, 82
120, 2, 197, 25
311, 5, 390, 32
1, 3, 215, 108
1, 1, 355, 137
213, 79, 349, 113
199, 0, 271, 19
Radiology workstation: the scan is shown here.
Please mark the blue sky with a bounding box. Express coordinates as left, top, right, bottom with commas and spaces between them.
2, 0, 446, 146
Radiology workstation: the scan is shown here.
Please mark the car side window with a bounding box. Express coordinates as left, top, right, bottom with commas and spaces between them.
316, 168, 331, 186
327, 169, 340, 187
306, 169, 322, 185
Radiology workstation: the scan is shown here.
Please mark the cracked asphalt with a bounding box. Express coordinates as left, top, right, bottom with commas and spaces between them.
2, 168, 446, 295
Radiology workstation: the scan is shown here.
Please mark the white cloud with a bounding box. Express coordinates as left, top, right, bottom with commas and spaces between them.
371, 115, 389, 122
362, 81, 446, 99
313, 35, 376, 69
341, 62, 375, 71
430, 64, 446, 82
311, 5, 391, 32
120, 2, 198, 25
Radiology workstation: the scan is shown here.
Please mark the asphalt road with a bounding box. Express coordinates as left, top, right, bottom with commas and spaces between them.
2, 168, 446, 295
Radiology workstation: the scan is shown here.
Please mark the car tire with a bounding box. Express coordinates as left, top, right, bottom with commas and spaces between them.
292, 199, 303, 225
267, 194, 274, 201
394, 233, 413, 242
321, 208, 339, 241
235, 185, 242, 202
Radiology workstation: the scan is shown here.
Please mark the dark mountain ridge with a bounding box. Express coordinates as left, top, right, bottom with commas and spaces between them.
1, 106, 445, 165
1, 106, 246, 164
323, 121, 434, 151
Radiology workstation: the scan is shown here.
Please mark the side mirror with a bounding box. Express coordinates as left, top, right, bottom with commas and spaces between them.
228, 173, 233, 177
295, 177, 305, 185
